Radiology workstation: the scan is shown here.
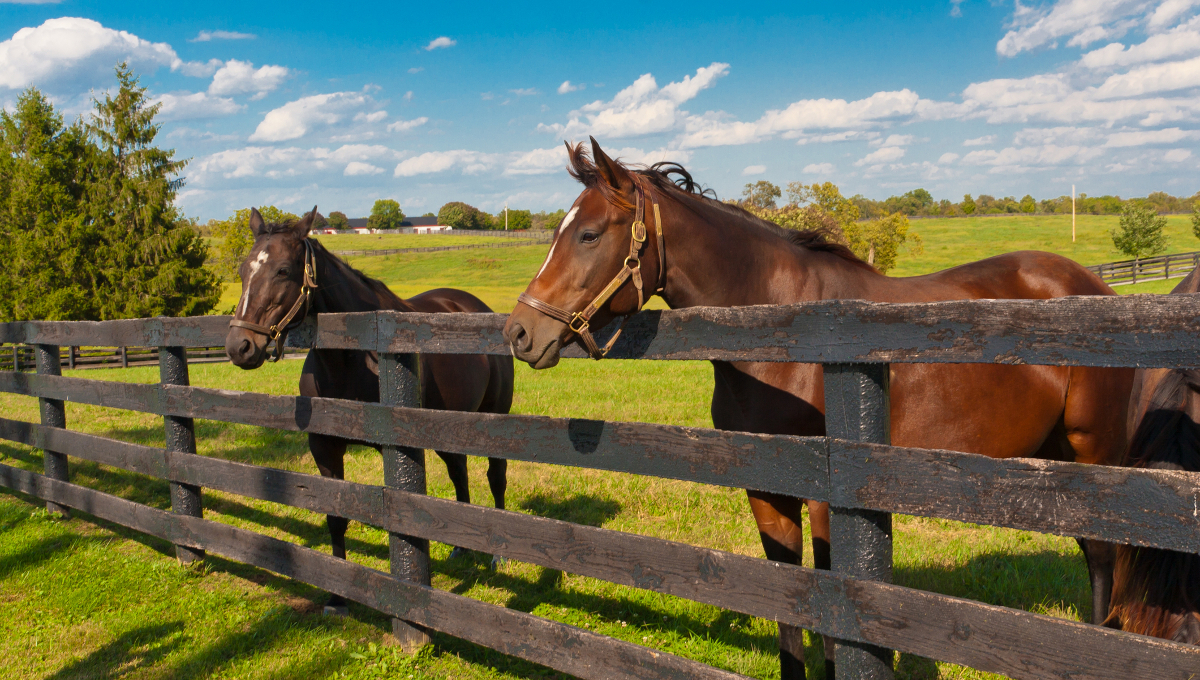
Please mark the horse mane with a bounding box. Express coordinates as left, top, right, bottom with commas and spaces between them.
266, 220, 404, 308
565, 142, 874, 272
1104, 365, 1200, 642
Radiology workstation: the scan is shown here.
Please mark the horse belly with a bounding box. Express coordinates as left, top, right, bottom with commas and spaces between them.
890, 363, 1068, 458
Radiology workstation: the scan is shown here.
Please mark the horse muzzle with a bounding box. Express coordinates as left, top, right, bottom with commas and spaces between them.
503, 315, 562, 369
225, 327, 269, 369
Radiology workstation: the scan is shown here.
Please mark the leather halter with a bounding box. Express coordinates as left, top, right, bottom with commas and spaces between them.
228, 238, 319, 362
518, 186, 664, 360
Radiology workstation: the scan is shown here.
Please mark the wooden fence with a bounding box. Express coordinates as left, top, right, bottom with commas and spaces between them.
0, 344, 295, 371
2, 298, 1200, 678
1086, 250, 1200, 286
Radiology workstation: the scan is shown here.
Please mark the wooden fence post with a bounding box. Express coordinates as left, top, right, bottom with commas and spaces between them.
35, 344, 69, 518
67, 346, 76, 370
12, 345, 21, 372
120, 346, 128, 369
378, 351, 432, 652
159, 346, 204, 564
824, 362, 894, 679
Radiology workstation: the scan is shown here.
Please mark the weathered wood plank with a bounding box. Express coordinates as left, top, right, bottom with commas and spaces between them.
0, 373, 830, 501
0, 464, 747, 680
829, 441, 1200, 553
3, 293, 1200, 366
2, 460, 1199, 679
314, 295, 1200, 367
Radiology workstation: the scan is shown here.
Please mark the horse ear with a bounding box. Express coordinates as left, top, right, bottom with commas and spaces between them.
293, 206, 317, 239
248, 208, 268, 237
590, 136, 633, 192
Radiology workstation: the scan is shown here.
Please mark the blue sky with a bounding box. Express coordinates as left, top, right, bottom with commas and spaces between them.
2, 0, 1198, 220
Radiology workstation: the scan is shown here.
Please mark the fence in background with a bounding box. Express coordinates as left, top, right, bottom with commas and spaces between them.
1, 300, 1199, 678
1086, 251, 1200, 286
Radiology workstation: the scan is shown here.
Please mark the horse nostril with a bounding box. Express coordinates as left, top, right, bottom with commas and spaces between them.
509, 322, 530, 352
238, 339, 251, 357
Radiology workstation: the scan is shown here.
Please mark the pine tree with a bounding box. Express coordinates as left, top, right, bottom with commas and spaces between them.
0, 88, 99, 321
84, 63, 219, 319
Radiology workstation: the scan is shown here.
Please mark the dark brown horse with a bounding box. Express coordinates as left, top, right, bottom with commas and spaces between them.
503, 139, 1133, 679
1104, 269, 1200, 644
226, 208, 514, 614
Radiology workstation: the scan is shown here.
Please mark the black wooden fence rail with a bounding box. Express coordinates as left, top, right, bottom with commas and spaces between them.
1, 299, 1200, 679
0, 344, 263, 371
1087, 250, 1200, 286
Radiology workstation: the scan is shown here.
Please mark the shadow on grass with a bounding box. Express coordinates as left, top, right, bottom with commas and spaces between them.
519, 492, 621, 527
47, 622, 187, 680
896, 548, 1091, 620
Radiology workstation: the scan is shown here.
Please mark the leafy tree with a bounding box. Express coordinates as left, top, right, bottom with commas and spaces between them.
209, 206, 300, 282
312, 211, 328, 230
843, 213, 922, 274
961, 194, 976, 215
1019, 195, 1036, 213
83, 64, 219, 318
367, 198, 404, 230
493, 208, 532, 230
327, 211, 349, 230
1193, 202, 1200, 242
532, 209, 568, 231
422, 212, 435, 218
1112, 202, 1167, 260
787, 182, 860, 227
0, 87, 99, 321
745, 204, 846, 240
438, 201, 489, 229
742, 180, 781, 209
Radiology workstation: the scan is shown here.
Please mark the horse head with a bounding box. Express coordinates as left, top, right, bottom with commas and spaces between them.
225, 206, 319, 369
504, 137, 666, 369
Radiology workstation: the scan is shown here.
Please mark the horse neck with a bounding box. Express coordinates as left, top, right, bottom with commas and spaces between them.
309, 242, 412, 314
657, 196, 882, 309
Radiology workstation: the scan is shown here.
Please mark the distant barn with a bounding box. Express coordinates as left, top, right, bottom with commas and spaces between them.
316, 215, 449, 234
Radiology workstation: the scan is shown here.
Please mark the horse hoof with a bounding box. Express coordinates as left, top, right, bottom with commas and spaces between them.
323, 604, 349, 617
449, 546, 470, 560
491, 555, 508, 570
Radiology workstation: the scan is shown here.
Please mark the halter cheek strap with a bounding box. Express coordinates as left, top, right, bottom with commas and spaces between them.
517, 187, 664, 360
229, 239, 319, 362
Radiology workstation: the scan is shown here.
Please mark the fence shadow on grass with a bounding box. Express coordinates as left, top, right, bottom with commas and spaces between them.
518, 492, 622, 528
896, 547, 1091, 622
46, 622, 187, 680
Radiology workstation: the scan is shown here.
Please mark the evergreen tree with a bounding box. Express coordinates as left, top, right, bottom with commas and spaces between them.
0, 88, 99, 321
84, 63, 218, 319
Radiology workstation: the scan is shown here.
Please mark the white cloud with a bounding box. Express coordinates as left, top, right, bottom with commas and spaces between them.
1148, 0, 1200, 31
208, 60, 289, 100
1081, 21, 1200, 69
996, 0, 1149, 57
961, 143, 1103, 172
344, 161, 384, 176
742, 164, 766, 175
425, 36, 455, 51
403, 91, 413, 101
0, 17, 180, 92
354, 111, 388, 123
802, 162, 836, 174
1103, 126, 1200, 145
963, 135, 996, 146
1092, 53, 1200, 98
249, 91, 382, 142
408, 67, 423, 74
502, 144, 689, 176
395, 149, 495, 177
558, 80, 584, 94
873, 133, 914, 147
539, 62, 729, 139
177, 58, 223, 78
855, 146, 906, 166
153, 91, 242, 121
191, 30, 256, 42
193, 143, 402, 183
510, 88, 539, 96
0, 1, 63, 4
386, 116, 427, 132
1164, 147, 1194, 160
938, 152, 961, 163
951, 0, 966, 17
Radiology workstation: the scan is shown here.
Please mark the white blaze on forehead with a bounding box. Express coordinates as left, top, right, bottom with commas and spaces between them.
536, 207, 579, 280
236, 250, 271, 317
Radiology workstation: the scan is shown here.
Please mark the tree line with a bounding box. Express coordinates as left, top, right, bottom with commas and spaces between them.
0, 66, 218, 322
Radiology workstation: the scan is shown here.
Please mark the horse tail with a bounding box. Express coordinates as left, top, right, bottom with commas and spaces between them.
1104, 368, 1200, 643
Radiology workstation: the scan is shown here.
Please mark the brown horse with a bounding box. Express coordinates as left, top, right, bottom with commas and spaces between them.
503, 139, 1133, 679
226, 208, 514, 614
1104, 269, 1200, 644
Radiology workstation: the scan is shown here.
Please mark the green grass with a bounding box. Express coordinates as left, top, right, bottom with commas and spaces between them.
312, 233, 542, 252
892, 214, 1196, 276
0, 359, 1090, 680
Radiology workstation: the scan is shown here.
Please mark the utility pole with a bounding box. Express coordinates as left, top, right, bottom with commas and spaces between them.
505, 201, 509, 231
1072, 184, 1076, 243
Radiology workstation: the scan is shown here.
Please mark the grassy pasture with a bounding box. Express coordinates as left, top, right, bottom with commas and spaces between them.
312, 233, 542, 252
1, 358, 1090, 680
4, 212, 1182, 678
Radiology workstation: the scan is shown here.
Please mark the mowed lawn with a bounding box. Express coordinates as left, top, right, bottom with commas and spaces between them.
3, 212, 1178, 679
312, 233, 545, 253
1, 358, 1089, 680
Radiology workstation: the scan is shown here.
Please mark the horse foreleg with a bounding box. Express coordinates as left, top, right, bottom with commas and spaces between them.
808, 499, 836, 679
486, 457, 507, 510
748, 491, 808, 680
435, 451, 472, 560
1078, 538, 1116, 624
311, 433, 350, 615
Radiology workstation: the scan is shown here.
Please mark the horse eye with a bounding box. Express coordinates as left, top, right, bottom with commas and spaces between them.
580, 232, 599, 244
277, 267, 291, 277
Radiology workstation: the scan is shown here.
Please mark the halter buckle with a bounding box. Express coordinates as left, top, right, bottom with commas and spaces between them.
568, 313, 590, 334
631, 221, 647, 243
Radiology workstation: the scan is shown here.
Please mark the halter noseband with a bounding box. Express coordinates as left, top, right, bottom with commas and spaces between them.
518, 186, 665, 360
229, 238, 319, 362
